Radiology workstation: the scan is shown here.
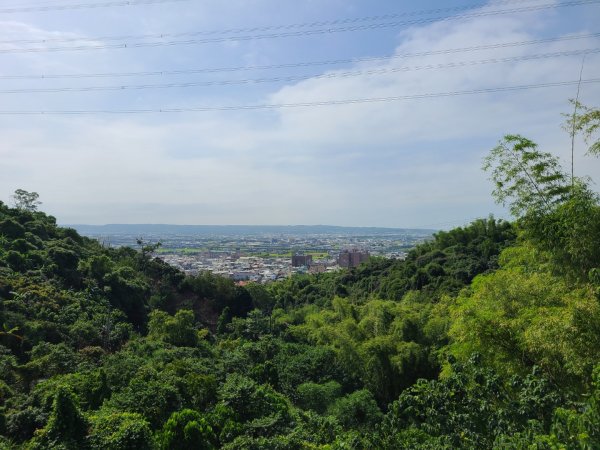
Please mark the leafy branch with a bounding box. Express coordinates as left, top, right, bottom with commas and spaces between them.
483, 134, 569, 217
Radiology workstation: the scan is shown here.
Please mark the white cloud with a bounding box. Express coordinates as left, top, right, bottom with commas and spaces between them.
1, 1, 599, 226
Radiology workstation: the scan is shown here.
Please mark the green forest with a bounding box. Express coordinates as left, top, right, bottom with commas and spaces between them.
1, 110, 600, 449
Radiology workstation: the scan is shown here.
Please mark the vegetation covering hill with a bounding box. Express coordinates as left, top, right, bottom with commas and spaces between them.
1, 108, 600, 449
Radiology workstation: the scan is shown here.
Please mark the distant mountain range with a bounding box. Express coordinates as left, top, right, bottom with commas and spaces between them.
67, 224, 437, 236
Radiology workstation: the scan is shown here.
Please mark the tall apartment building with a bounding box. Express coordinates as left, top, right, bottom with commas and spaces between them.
338, 249, 369, 268
291, 254, 313, 267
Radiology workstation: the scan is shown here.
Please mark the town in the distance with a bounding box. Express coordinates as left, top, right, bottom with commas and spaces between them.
71, 224, 435, 283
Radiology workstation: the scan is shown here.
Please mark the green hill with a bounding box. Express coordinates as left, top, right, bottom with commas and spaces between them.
1, 118, 600, 448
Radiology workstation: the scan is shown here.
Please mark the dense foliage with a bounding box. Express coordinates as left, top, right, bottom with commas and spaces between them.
1, 114, 599, 448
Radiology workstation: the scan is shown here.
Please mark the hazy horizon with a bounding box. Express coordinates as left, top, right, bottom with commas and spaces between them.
67, 223, 440, 232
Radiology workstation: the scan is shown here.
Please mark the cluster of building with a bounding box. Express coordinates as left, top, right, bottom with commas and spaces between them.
159, 248, 374, 284
77, 227, 432, 284
292, 249, 370, 269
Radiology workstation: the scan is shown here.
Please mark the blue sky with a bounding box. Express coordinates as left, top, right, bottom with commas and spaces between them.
1, 0, 599, 227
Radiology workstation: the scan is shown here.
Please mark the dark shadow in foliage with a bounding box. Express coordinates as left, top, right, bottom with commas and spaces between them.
375, 354, 562, 449
102, 267, 150, 330
28, 386, 88, 449
177, 272, 253, 331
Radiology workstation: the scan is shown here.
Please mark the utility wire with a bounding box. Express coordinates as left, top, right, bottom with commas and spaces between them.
0, 0, 68, 7
1, 78, 598, 115
2, 33, 597, 80
2, 48, 597, 94
0, 0, 192, 14
2, 0, 83, 6
1, 1, 597, 53
0, 0, 542, 41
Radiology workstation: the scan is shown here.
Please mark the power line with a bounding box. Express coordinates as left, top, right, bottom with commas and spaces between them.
0, 0, 192, 14
2, 33, 597, 80
0, 0, 540, 41
2, 0, 82, 6
2, 48, 597, 94
0, 0, 71, 7
1, 1, 597, 53
1, 78, 598, 115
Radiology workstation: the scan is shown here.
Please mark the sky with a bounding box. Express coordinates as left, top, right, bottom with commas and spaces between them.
0, 0, 599, 228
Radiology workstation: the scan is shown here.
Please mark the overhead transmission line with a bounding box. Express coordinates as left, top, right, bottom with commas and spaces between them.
0, 0, 192, 14
1, 78, 599, 115
0, 0, 546, 42
2, 33, 597, 80
2, 48, 598, 94
0, 0, 70, 7
1, 0, 597, 53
